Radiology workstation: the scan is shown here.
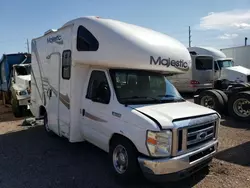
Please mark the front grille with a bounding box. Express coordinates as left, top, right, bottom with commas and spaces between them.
172, 114, 218, 156
187, 122, 215, 149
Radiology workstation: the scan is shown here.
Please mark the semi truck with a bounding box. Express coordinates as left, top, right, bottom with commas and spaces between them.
30, 16, 220, 182
221, 45, 250, 69
167, 46, 250, 93
169, 47, 250, 121
0, 53, 31, 117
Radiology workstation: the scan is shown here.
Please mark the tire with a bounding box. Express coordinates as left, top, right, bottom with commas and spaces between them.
214, 89, 228, 115
109, 137, 140, 182
43, 112, 55, 136
228, 91, 250, 121
11, 95, 23, 117
198, 90, 225, 113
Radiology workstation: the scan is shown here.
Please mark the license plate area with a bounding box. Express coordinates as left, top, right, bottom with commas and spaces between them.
189, 146, 215, 163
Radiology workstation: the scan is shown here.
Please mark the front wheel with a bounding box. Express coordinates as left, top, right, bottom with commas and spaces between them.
109, 137, 140, 182
198, 90, 225, 113
11, 95, 24, 117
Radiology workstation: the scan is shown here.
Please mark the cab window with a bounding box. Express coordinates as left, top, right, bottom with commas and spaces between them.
86, 70, 111, 104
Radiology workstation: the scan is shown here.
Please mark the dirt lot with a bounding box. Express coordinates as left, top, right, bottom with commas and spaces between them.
0, 102, 249, 188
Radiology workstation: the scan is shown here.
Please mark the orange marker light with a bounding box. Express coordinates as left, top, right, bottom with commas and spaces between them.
147, 137, 157, 145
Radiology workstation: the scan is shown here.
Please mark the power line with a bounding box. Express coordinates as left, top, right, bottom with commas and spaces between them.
189, 26, 191, 47
25, 39, 30, 53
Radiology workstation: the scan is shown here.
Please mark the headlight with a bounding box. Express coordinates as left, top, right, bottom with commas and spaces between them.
16, 90, 27, 96
146, 130, 172, 157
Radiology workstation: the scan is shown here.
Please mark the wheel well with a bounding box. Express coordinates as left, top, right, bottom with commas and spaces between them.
39, 106, 46, 117
109, 133, 138, 152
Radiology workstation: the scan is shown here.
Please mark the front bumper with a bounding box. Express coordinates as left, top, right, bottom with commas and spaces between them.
138, 141, 218, 182
16, 95, 30, 106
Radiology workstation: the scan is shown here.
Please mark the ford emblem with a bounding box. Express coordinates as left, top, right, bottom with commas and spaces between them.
197, 132, 207, 140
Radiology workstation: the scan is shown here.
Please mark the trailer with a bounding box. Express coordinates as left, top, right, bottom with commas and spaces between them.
0, 53, 31, 117
221, 45, 250, 69
30, 16, 220, 182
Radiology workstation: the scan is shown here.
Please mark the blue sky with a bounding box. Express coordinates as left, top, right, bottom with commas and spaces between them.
1, 0, 250, 54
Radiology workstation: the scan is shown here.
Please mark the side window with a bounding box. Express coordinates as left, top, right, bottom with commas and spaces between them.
77, 26, 99, 51
86, 71, 111, 104
62, 50, 71, 80
195, 57, 213, 70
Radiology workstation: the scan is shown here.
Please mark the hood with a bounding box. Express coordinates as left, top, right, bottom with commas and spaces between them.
129, 101, 218, 128
224, 66, 250, 75
17, 75, 31, 81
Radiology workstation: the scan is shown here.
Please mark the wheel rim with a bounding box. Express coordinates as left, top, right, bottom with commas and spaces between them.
112, 145, 128, 174
233, 98, 250, 118
200, 96, 215, 109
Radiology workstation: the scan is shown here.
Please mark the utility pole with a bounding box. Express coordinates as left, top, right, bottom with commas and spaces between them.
188, 26, 191, 47
26, 39, 30, 53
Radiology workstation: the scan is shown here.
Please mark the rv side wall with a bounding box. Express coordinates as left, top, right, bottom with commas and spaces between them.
69, 64, 90, 142
31, 25, 73, 138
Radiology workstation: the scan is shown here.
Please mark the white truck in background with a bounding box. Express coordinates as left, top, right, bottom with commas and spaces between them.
168, 46, 250, 121
30, 16, 220, 182
11, 63, 31, 117
221, 45, 250, 69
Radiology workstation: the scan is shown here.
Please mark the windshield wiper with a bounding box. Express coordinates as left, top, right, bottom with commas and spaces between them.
157, 94, 185, 102
157, 94, 176, 98
120, 96, 161, 102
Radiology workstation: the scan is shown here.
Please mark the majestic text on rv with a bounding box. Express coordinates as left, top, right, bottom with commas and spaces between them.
30, 17, 220, 182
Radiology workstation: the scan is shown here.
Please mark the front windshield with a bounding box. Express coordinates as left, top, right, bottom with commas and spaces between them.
109, 69, 184, 105
15, 65, 31, 76
217, 60, 233, 69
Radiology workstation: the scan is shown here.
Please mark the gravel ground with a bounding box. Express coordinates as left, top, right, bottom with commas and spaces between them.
0, 102, 249, 188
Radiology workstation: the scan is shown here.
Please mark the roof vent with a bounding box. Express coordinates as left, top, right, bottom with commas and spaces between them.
44, 29, 57, 36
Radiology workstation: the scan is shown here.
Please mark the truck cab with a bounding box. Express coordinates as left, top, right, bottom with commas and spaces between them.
188, 47, 250, 89
11, 63, 31, 117
30, 16, 220, 182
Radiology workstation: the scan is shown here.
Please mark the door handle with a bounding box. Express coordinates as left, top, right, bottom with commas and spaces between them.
81, 109, 85, 116
47, 88, 52, 98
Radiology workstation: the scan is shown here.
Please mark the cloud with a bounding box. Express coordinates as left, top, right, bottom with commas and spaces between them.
199, 9, 250, 30
218, 33, 238, 40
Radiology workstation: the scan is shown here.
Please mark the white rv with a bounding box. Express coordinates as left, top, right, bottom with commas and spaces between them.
30, 16, 220, 182
168, 46, 250, 93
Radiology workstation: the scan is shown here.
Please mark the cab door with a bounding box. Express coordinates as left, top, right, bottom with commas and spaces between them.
80, 69, 112, 150
193, 56, 214, 86
46, 53, 61, 134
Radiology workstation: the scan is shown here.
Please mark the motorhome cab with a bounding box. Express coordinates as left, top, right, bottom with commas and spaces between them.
30, 16, 220, 181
